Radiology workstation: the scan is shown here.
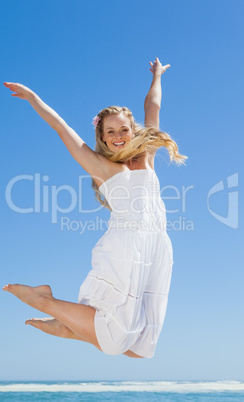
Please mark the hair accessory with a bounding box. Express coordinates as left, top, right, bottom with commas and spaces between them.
92, 115, 100, 127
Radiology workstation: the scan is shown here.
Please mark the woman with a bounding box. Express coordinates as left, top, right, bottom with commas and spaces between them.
3, 58, 187, 358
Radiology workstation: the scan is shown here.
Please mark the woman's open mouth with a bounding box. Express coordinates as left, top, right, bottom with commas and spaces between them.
113, 141, 125, 147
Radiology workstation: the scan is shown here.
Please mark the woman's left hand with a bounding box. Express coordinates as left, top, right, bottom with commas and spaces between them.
149, 57, 170, 77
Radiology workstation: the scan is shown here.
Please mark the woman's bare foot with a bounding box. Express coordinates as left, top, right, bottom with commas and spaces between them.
26, 317, 72, 337
2, 284, 53, 312
25, 317, 87, 341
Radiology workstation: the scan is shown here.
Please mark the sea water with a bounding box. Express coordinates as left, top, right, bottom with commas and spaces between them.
0, 381, 244, 401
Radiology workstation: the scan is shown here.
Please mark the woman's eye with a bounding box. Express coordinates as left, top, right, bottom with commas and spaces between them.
107, 129, 127, 134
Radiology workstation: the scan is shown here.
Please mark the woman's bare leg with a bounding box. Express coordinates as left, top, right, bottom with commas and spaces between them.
123, 350, 144, 358
26, 317, 144, 357
3, 284, 102, 350
3, 284, 144, 358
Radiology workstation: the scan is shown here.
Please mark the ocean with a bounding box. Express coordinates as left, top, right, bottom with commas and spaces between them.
0, 381, 244, 401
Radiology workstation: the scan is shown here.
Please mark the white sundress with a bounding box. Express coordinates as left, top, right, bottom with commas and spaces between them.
78, 168, 173, 358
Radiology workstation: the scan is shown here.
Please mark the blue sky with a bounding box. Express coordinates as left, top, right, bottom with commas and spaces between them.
0, 0, 243, 381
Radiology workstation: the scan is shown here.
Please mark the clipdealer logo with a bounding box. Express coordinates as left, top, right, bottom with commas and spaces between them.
207, 173, 239, 229
4, 172, 239, 231
5, 174, 102, 224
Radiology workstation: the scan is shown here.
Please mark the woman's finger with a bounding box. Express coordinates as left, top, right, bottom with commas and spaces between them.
4, 82, 17, 88
5, 84, 17, 91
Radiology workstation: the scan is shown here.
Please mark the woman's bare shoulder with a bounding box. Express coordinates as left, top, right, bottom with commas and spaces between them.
93, 151, 155, 188
92, 154, 129, 188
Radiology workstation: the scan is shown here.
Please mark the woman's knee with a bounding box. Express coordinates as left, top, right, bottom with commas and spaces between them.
123, 350, 145, 358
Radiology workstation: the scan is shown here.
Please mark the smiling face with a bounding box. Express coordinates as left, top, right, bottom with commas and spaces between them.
102, 112, 134, 152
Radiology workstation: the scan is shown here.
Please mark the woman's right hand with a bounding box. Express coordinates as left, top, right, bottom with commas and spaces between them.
3, 82, 34, 100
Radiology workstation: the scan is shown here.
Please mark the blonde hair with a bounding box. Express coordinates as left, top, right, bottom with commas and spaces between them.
92, 106, 187, 210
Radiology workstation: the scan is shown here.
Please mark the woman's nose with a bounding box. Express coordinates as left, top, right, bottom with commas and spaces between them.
114, 133, 124, 139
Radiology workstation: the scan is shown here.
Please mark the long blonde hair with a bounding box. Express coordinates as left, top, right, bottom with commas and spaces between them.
92, 106, 187, 210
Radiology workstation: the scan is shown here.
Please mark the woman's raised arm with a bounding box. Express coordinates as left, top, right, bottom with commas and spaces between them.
3, 82, 108, 182
144, 57, 170, 129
